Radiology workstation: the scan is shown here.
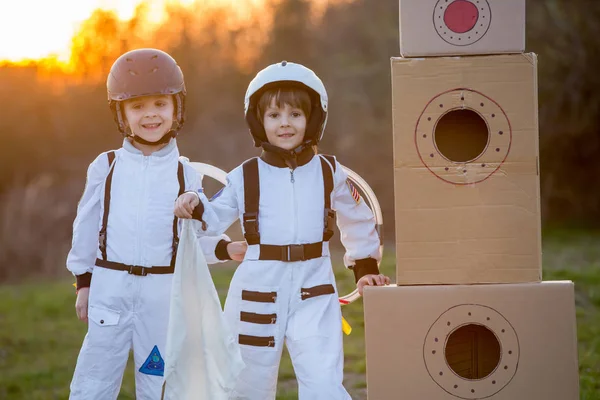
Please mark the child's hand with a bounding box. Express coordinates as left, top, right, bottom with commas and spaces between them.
174, 192, 200, 219
75, 287, 90, 323
227, 241, 248, 262
357, 274, 391, 295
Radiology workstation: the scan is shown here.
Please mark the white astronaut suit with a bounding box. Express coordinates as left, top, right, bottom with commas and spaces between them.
193, 61, 382, 399
196, 150, 381, 400
67, 139, 228, 400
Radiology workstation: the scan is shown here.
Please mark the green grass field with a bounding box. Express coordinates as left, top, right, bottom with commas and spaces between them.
0, 231, 599, 399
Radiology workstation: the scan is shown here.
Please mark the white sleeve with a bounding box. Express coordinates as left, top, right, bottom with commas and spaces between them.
182, 163, 232, 263
194, 167, 241, 237
66, 153, 109, 276
331, 158, 382, 268
197, 234, 231, 264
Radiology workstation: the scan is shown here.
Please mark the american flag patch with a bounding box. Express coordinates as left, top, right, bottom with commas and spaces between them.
346, 180, 361, 204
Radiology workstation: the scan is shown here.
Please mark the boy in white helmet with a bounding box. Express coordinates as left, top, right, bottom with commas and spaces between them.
66, 48, 246, 400
175, 61, 390, 399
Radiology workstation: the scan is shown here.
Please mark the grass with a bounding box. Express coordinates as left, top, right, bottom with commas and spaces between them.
0, 231, 599, 399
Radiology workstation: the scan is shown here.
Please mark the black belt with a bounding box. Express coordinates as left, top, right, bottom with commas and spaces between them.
95, 259, 174, 276
258, 242, 323, 262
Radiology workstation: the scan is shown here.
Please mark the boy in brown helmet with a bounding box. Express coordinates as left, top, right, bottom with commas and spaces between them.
66, 48, 245, 400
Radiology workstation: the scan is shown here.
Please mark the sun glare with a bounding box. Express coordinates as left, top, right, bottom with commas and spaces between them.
0, 0, 199, 64
1, 0, 344, 74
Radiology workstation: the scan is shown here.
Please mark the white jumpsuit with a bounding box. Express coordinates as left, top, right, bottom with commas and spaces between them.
198, 153, 381, 400
66, 139, 227, 400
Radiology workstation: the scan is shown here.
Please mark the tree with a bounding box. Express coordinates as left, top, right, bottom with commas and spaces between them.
261, 0, 314, 65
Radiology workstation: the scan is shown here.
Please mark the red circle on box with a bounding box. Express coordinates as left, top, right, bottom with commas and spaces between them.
444, 0, 479, 33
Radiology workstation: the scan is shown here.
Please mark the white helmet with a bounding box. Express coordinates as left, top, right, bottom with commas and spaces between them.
244, 61, 328, 147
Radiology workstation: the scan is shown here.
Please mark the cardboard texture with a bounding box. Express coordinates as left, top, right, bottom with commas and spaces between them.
363, 282, 580, 400
399, 0, 526, 57
392, 53, 541, 285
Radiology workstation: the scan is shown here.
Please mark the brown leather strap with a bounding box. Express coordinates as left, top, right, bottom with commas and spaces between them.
352, 258, 380, 283
240, 312, 277, 325
170, 161, 185, 268
301, 284, 335, 300
243, 154, 338, 247
320, 155, 336, 241
95, 258, 174, 276
75, 272, 92, 290
239, 334, 275, 347
99, 153, 184, 268
242, 158, 260, 245
258, 242, 323, 262
99, 151, 116, 260
241, 290, 277, 303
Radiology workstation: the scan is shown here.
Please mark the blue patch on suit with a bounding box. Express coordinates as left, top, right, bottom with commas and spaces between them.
197, 188, 204, 193
210, 187, 224, 201
139, 345, 165, 376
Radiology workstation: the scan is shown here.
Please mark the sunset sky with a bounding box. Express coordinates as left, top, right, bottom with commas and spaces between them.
0, 0, 252, 62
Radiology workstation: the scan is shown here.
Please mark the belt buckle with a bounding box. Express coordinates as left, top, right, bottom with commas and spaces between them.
128, 265, 147, 276
243, 213, 259, 234
287, 244, 305, 262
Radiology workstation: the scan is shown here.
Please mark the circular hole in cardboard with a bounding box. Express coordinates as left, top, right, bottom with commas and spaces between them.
434, 109, 489, 162
445, 324, 500, 380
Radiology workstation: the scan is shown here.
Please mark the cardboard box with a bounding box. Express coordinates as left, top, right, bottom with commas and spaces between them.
399, 0, 526, 57
392, 54, 541, 285
363, 281, 579, 400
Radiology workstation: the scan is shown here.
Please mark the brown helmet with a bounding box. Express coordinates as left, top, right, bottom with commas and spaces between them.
107, 48, 186, 136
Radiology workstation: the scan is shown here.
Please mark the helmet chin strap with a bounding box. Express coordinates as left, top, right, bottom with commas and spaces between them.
261, 140, 314, 170
127, 128, 177, 146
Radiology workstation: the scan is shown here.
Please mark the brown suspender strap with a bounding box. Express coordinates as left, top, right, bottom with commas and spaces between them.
170, 162, 185, 267
243, 155, 336, 252
320, 155, 336, 242
242, 158, 260, 245
321, 155, 336, 173
107, 151, 116, 166
98, 152, 184, 272
99, 151, 116, 260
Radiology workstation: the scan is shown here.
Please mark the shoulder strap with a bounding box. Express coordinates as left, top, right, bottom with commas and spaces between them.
241, 156, 335, 245
107, 151, 115, 166
99, 151, 116, 260
99, 153, 185, 266
170, 161, 186, 267
176, 161, 185, 196
322, 154, 336, 173
319, 155, 336, 242
242, 158, 260, 245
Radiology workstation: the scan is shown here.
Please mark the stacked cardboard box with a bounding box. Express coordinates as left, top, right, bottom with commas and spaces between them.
363, 1, 580, 399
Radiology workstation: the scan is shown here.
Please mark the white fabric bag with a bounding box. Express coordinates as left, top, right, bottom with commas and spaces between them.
162, 220, 244, 400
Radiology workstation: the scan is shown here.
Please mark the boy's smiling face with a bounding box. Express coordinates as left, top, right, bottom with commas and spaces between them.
122, 95, 175, 142
262, 98, 307, 151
